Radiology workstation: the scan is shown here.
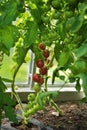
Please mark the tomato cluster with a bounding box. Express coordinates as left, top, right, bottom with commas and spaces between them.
32, 43, 50, 85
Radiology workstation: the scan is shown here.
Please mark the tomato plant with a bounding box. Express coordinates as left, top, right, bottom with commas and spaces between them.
1, 0, 87, 127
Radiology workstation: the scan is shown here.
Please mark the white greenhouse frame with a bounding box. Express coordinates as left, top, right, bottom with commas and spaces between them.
6, 51, 85, 102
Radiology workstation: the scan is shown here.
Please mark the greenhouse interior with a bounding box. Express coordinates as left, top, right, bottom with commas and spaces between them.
0, 0, 87, 130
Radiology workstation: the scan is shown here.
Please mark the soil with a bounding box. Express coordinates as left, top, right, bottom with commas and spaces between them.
32, 101, 87, 130
1, 101, 87, 130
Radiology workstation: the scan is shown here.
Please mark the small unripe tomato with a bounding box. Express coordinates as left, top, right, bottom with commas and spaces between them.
28, 93, 35, 101
33, 85, 41, 92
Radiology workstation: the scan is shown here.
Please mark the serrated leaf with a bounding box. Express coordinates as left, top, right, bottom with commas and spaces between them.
0, 93, 16, 106
75, 43, 87, 58
0, 77, 7, 92
4, 106, 18, 124
0, 1, 18, 26
0, 25, 19, 51
24, 22, 38, 48
77, 73, 87, 97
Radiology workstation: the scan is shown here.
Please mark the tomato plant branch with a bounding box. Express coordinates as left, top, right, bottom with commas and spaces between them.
50, 99, 63, 115
47, 54, 54, 69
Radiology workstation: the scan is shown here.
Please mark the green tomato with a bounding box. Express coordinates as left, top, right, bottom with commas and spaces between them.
33, 85, 41, 92
66, 0, 76, 5
41, 15, 50, 23
28, 93, 35, 101
53, 12, 60, 19
51, 0, 61, 9
71, 60, 87, 75
65, 11, 73, 18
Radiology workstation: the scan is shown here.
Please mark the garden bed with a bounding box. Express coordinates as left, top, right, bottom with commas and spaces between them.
1, 101, 87, 130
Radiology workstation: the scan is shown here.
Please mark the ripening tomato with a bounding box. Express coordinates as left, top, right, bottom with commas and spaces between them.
40, 67, 47, 75
32, 73, 40, 82
38, 43, 46, 50
36, 59, 44, 68
43, 50, 49, 58
39, 77, 44, 84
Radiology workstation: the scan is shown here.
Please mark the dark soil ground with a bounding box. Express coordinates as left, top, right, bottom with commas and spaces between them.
2, 101, 87, 130
32, 101, 87, 130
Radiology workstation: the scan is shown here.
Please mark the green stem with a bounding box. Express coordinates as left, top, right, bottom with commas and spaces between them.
47, 54, 54, 69
44, 54, 55, 91
44, 75, 48, 92
11, 64, 26, 123
50, 99, 63, 115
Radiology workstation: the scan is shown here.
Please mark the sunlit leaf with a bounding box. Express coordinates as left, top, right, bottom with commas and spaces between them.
0, 1, 18, 26
0, 25, 19, 51
24, 22, 38, 48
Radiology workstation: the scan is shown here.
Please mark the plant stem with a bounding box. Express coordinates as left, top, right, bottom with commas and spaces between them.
44, 75, 48, 92
50, 99, 63, 115
47, 54, 54, 69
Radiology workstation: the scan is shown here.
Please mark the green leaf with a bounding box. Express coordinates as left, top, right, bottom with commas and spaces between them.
78, 3, 87, 14
0, 25, 19, 51
75, 78, 81, 92
71, 14, 84, 33
4, 106, 18, 124
0, 1, 18, 26
52, 68, 59, 84
0, 77, 7, 92
75, 43, 87, 58
59, 75, 65, 81
78, 23, 87, 40
77, 73, 87, 97
24, 22, 38, 48
2, 78, 13, 83
0, 93, 16, 106
58, 51, 70, 67
54, 43, 61, 61
57, 22, 66, 39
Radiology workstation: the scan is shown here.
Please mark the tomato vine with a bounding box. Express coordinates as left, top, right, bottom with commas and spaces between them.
0, 0, 87, 126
